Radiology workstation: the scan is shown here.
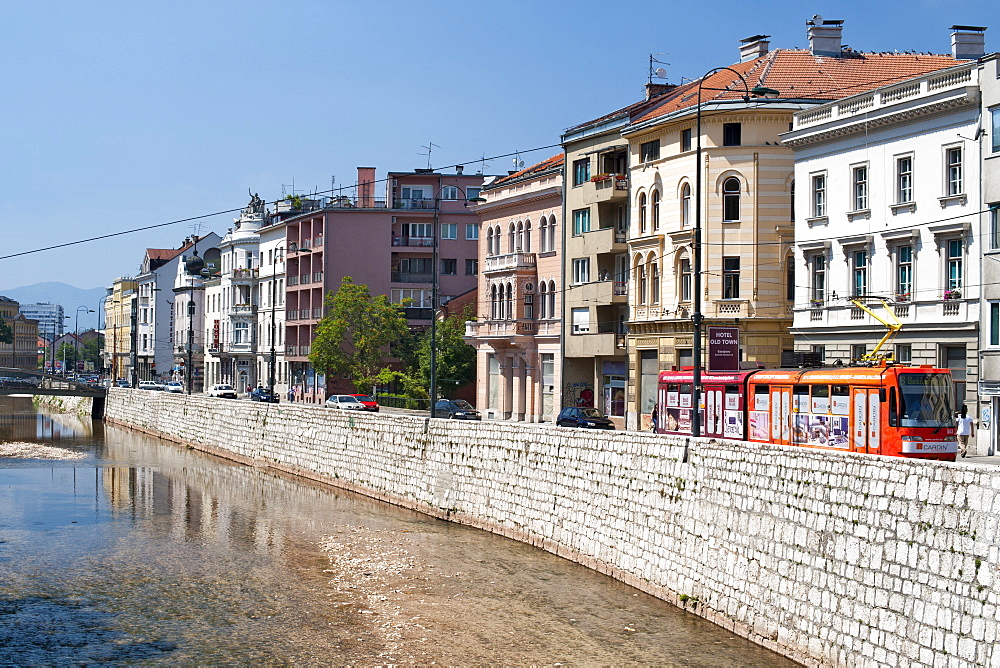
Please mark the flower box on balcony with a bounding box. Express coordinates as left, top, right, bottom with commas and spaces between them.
895, 293, 910, 302
810, 299, 824, 308
590, 173, 613, 183
943, 290, 962, 301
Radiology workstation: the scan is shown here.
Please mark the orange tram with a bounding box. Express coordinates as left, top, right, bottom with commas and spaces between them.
655, 364, 957, 461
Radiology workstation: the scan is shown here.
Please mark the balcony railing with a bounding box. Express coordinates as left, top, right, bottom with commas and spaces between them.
465, 319, 539, 338
391, 272, 433, 283
288, 276, 298, 286
231, 268, 258, 280
231, 304, 257, 315
484, 252, 537, 274
392, 236, 433, 247
325, 196, 387, 210
392, 198, 437, 210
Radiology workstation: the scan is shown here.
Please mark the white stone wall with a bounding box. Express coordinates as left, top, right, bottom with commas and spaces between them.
104, 388, 1000, 667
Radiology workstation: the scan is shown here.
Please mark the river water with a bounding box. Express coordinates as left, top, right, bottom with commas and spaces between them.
0, 397, 797, 666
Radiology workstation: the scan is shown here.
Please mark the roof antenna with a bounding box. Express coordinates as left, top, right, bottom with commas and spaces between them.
649, 53, 670, 83
419, 142, 440, 170
477, 152, 490, 175
512, 150, 524, 171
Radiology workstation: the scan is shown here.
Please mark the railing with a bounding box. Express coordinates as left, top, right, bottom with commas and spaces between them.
299, 309, 312, 320
392, 236, 433, 247
231, 304, 256, 315
943, 302, 961, 316
894, 304, 910, 318
850, 307, 865, 320
837, 95, 874, 115
613, 281, 627, 296
465, 320, 540, 337
325, 197, 387, 210
403, 307, 433, 320
484, 252, 537, 273
299, 274, 311, 285
391, 272, 433, 283
392, 198, 437, 210
313, 272, 323, 283
716, 301, 744, 316
231, 268, 258, 280
286, 346, 297, 356
312, 308, 322, 319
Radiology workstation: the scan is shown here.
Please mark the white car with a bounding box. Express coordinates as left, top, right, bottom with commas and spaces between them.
208, 384, 237, 399
138, 380, 165, 391
324, 394, 366, 410
165, 381, 184, 393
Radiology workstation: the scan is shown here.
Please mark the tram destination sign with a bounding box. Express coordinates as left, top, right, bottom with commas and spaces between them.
708, 326, 740, 372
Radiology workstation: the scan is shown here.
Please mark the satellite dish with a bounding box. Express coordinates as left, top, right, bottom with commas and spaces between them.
654, 67, 666, 79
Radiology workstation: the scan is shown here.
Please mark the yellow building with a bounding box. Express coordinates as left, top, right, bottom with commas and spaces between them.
103, 277, 137, 381
0, 296, 40, 370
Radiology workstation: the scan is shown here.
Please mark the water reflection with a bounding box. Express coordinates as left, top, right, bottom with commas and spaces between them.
0, 399, 798, 666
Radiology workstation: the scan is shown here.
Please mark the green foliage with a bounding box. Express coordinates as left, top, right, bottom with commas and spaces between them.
416, 303, 477, 396
308, 277, 410, 394
0, 318, 12, 346
57, 342, 79, 369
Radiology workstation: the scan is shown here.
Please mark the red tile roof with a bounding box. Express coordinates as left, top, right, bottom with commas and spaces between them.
632, 50, 967, 125
487, 154, 564, 189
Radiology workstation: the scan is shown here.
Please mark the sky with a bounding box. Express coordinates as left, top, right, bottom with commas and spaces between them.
0, 0, 996, 293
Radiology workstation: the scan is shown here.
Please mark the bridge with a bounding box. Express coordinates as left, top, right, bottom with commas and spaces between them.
0, 368, 107, 417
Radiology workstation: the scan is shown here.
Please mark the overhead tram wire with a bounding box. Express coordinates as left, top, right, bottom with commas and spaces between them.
0, 144, 564, 263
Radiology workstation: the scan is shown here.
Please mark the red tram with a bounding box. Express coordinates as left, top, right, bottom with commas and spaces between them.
655, 365, 956, 461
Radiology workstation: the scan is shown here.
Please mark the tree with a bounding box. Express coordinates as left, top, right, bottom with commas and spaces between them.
57, 342, 79, 372
309, 277, 410, 394
416, 304, 477, 397
0, 318, 11, 346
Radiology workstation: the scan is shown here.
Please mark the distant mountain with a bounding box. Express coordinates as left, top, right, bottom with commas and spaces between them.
0, 282, 107, 331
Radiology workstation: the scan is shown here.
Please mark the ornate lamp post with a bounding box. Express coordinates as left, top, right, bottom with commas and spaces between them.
183, 243, 205, 395
691, 69, 778, 436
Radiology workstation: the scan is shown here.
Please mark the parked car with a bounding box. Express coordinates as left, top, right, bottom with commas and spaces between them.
165, 381, 184, 393
138, 380, 165, 391
556, 406, 615, 429
434, 399, 481, 420
207, 383, 237, 399
324, 394, 366, 410
249, 387, 280, 403
114, 379, 131, 388
349, 394, 379, 412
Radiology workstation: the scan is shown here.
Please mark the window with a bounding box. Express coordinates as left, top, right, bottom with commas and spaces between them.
852, 345, 867, 362
811, 255, 826, 304
638, 193, 647, 233
852, 165, 868, 211
465, 223, 478, 240
897, 156, 913, 203
993, 108, 1000, 154
812, 345, 826, 363
852, 250, 868, 297
992, 303, 1000, 346
404, 222, 432, 239
234, 321, 249, 344
441, 259, 457, 275
651, 190, 660, 230
723, 257, 740, 298
538, 218, 549, 252
946, 146, 963, 196
440, 223, 457, 239
896, 245, 913, 300
723, 177, 741, 222
572, 258, 590, 284
573, 158, 591, 186
571, 307, 590, 333
466, 187, 482, 201
651, 262, 659, 304
681, 128, 692, 152
723, 123, 741, 146
991, 205, 1000, 250
538, 283, 549, 319
947, 239, 963, 292
547, 280, 556, 319
786, 257, 795, 301
680, 183, 691, 227
399, 257, 432, 273
811, 173, 826, 217
640, 139, 660, 162
896, 343, 912, 363
572, 208, 591, 236
465, 259, 478, 275
523, 294, 534, 320
440, 185, 458, 200
680, 259, 692, 301
547, 216, 557, 250
637, 265, 647, 304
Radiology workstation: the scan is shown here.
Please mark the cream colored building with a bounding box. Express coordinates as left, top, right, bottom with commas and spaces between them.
467, 155, 563, 421
619, 19, 969, 428
103, 277, 137, 381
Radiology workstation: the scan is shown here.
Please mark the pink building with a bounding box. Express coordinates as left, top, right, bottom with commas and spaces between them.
284, 166, 485, 404
467, 155, 564, 422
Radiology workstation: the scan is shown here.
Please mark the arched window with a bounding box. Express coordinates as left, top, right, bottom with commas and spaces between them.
516, 222, 524, 251
508, 224, 516, 253
491, 284, 498, 319
789, 180, 796, 223
486, 227, 495, 256
505, 282, 514, 320
538, 282, 548, 319
651, 259, 660, 305
723, 177, 741, 222
548, 280, 557, 319
652, 190, 661, 231
539, 218, 548, 252
637, 263, 647, 305
548, 217, 557, 251
638, 193, 647, 233
681, 183, 691, 227
523, 221, 531, 253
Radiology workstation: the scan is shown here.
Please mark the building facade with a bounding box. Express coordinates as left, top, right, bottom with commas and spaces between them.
20, 303, 65, 341
102, 277, 137, 381
0, 296, 40, 370
784, 62, 983, 411
256, 217, 288, 396
467, 155, 563, 422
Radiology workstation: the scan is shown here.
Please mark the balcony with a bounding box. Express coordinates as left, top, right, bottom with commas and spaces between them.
577, 226, 627, 256
392, 236, 433, 247
391, 272, 433, 283
483, 252, 536, 275
465, 319, 540, 338
392, 198, 437, 210
326, 196, 387, 210
230, 268, 258, 284
402, 307, 434, 320
231, 304, 257, 317
584, 174, 628, 204
572, 279, 614, 305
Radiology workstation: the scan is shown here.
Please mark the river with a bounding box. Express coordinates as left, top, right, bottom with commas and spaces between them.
0, 397, 797, 666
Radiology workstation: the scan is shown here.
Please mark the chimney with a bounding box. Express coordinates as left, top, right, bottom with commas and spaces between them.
951, 25, 987, 60
356, 167, 376, 207
806, 15, 845, 57
456, 165, 464, 175
740, 34, 771, 62
644, 82, 677, 100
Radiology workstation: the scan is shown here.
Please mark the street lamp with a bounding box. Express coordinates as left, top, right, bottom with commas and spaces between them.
691, 68, 778, 437
429, 182, 485, 418
75, 306, 94, 376
183, 244, 206, 395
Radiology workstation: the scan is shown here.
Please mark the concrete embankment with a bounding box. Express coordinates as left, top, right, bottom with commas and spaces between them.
33, 394, 94, 418
101, 388, 1000, 667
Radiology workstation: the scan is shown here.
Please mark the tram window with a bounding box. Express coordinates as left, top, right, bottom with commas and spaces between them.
666, 383, 680, 408
725, 385, 740, 410
752, 384, 769, 410
831, 385, 850, 415
679, 383, 692, 408
888, 387, 898, 426
812, 385, 830, 413
793, 385, 809, 412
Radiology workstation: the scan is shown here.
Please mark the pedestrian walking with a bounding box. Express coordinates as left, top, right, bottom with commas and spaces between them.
956, 405, 976, 458
287, 387, 295, 403
651, 404, 658, 433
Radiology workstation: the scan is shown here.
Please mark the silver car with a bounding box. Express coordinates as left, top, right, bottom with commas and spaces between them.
324, 394, 366, 410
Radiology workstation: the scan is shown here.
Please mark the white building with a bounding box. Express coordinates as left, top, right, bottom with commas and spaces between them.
256, 217, 288, 395
21, 303, 65, 340
783, 58, 983, 409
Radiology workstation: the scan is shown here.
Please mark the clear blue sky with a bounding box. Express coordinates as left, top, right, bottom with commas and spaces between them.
1, 0, 995, 291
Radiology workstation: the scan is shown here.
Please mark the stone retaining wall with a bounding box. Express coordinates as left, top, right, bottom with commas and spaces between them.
34, 394, 94, 418
103, 389, 1000, 667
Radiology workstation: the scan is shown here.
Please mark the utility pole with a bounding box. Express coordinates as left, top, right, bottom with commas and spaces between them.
130, 297, 139, 389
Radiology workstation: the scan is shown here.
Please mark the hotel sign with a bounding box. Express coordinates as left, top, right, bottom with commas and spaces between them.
708, 326, 739, 372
